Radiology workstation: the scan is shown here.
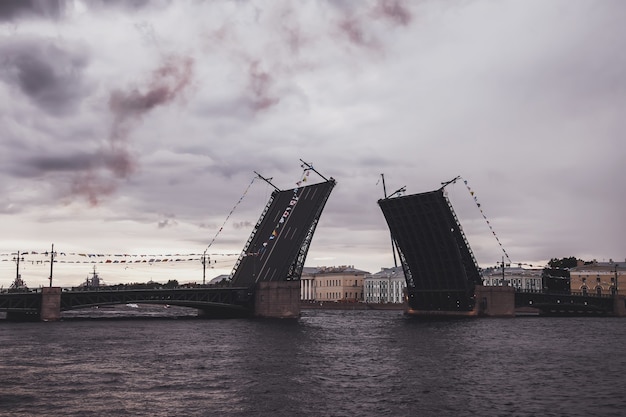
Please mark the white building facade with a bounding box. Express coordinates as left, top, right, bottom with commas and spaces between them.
482, 267, 542, 291
364, 266, 406, 303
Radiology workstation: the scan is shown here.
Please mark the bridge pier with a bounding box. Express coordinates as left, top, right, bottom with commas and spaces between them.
254, 281, 300, 318
614, 295, 626, 317
475, 285, 515, 317
40, 287, 62, 321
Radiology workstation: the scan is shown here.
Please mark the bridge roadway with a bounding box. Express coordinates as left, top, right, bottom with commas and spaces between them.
0, 286, 255, 320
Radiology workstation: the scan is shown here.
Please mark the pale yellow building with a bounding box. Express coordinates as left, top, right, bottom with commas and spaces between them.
309, 265, 368, 302
570, 260, 625, 296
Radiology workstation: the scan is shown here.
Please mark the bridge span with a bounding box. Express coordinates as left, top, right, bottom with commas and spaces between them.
1, 169, 336, 321
0, 286, 257, 321
379, 179, 626, 318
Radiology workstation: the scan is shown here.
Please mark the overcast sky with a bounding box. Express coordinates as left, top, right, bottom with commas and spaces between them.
1, 0, 625, 287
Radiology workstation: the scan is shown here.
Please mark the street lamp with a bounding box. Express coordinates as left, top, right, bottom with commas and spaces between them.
46, 244, 56, 287
202, 250, 208, 285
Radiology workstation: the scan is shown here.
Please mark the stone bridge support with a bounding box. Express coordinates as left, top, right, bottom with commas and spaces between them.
40, 287, 61, 321
475, 285, 515, 317
254, 281, 300, 318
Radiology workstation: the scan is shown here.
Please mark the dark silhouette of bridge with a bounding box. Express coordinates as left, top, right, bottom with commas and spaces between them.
0, 286, 253, 320
1, 171, 336, 321
378, 184, 483, 315
378, 181, 626, 317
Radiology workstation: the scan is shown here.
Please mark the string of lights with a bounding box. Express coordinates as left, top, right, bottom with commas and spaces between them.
459, 177, 512, 264
205, 176, 257, 252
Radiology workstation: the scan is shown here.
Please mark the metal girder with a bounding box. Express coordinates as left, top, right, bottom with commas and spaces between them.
59, 287, 253, 311
0, 292, 41, 313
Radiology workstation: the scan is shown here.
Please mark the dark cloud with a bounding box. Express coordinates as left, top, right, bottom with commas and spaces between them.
28, 152, 101, 173
84, 0, 169, 12
264, 4, 308, 55
0, 0, 66, 21
58, 54, 195, 205
157, 213, 178, 229
281, 21, 305, 54
333, 0, 412, 49
60, 148, 136, 206
371, 0, 412, 26
18, 149, 133, 177
8, 148, 135, 206
109, 54, 194, 143
246, 60, 280, 112
0, 0, 172, 20
70, 172, 117, 206
337, 16, 378, 49
0, 37, 90, 116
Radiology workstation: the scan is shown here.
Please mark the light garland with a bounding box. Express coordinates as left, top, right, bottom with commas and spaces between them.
461, 177, 512, 264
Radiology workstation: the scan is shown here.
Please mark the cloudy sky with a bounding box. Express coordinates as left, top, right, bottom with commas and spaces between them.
1, 0, 624, 288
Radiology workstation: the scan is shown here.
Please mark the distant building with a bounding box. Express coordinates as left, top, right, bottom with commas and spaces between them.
209, 274, 230, 285
569, 260, 625, 296
300, 267, 318, 301
482, 266, 542, 291
364, 266, 406, 303
302, 265, 368, 302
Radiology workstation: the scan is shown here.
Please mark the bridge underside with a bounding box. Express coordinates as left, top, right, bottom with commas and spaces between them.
59, 287, 254, 318
379, 189, 483, 315
0, 288, 255, 320
0, 292, 42, 321
1, 282, 306, 320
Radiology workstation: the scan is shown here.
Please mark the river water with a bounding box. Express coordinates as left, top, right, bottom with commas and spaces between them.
1, 308, 625, 417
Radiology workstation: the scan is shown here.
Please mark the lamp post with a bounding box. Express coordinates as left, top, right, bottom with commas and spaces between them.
500, 256, 506, 286
202, 250, 207, 285
47, 244, 56, 287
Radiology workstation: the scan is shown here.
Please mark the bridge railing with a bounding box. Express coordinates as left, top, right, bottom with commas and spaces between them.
513, 288, 544, 294
569, 291, 614, 299
513, 287, 615, 298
